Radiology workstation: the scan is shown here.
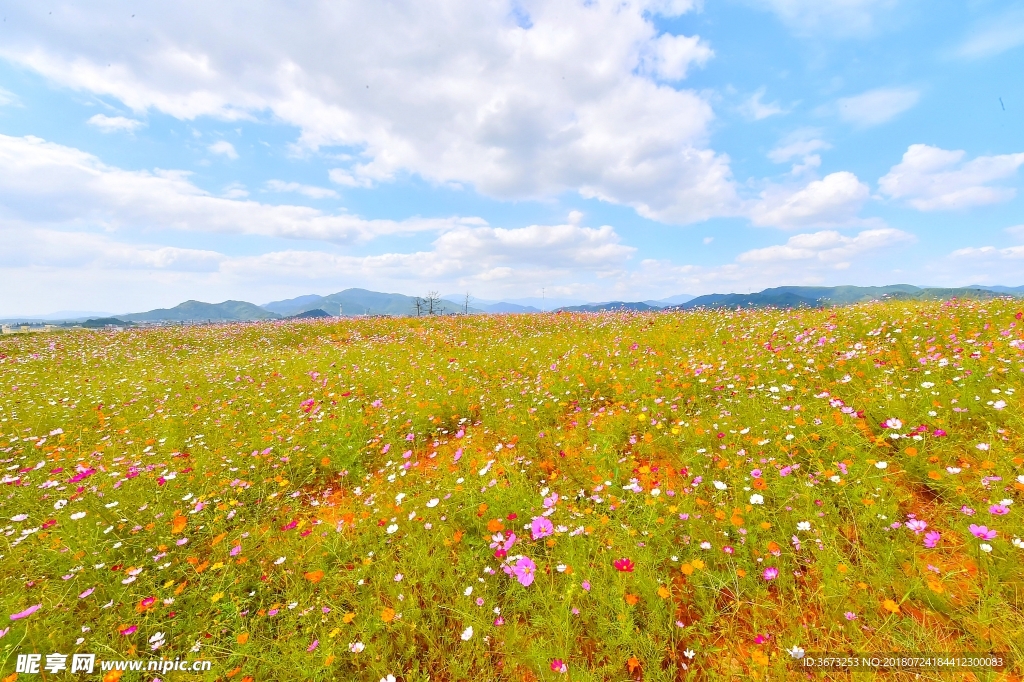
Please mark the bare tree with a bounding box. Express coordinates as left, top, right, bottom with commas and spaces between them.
425, 291, 441, 315
413, 297, 424, 317
463, 292, 472, 315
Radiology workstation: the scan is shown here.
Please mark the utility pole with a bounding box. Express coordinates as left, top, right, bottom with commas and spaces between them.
463, 292, 471, 315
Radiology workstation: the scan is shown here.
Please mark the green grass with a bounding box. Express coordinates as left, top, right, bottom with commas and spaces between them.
1, 300, 1022, 680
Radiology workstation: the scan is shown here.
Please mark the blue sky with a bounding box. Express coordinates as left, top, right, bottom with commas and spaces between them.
1, 0, 1023, 315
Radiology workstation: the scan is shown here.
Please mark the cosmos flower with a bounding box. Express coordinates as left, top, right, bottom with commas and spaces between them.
762, 567, 779, 581
923, 531, 941, 548
613, 558, 635, 572
531, 517, 553, 540
969, 524, 997, 540
9, 604, 42, 621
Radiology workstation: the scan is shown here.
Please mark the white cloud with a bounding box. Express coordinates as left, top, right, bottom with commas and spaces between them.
0, 87, 18, 106
0, 1, 738, 225
750, 172, 870, 229
640, 33, 713, 81
265, 180, 339, 199
752, 0, 898, 36
957, 9, 1024, 59
208, 140, 238, 159
87, 114, 144, 133
740, 88, 784, 120
950, 245, 1024, 260
835, 87, 919, 127
737, 228, 915, 263
879, 144, 1024, 211
768, 130, 831, 163
0, 134, 479, 243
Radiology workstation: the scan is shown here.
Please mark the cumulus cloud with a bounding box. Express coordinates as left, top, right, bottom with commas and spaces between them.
834, 87, 919, 127
879, 143, 1024, 210
0, 134, 480, 243
265, 180, 339, 199
0, 0, 738, 225
737, 228, 915, 264
208, 140, 238, 159
749, 172, 870, 229
87, 114, 144, 133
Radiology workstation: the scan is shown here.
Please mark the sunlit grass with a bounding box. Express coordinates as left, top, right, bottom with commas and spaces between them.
1, 301, 1022, 680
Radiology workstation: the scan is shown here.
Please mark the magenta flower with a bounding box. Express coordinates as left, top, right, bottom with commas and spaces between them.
762, 567, 779, 581
9, 604, 41, 621
923, 531, 941, 548
531, 516, 554, 540
513, 556, 537, 587
613, 558, 635, 572
969, 524, 997, 540
119, 624, 138, 636
307, 639, 319, 652
906, 519, 927, 535
494, 616, 505, 626
550, 659, 568, 673
989, 504, 1010, 516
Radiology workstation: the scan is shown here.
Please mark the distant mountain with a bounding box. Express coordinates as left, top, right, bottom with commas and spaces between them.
679, 285, 1008, 310
477, 302, 543, 313
645, 294, 694, 306
262, 294, 325, 315
262, 288, 483, 317
120, 300, 281, 322
82, 317, 129, 328
557, 301, 662, 312
287, 308, 331, 319
973, 285, 1024, 294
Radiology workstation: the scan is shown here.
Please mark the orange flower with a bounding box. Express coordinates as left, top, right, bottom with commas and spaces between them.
237, 632, 249, 644
170, 516, 187, 534
304, 570, 324, 583
381, 607, 396, 623
624, 593, 639, 605
486, 518, 504, 533
882, 599, 900, 614
752, 477, 768, 490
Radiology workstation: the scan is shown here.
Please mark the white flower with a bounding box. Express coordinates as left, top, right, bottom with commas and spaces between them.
829, 475, 841, 483
796, 521, 811, 531
54, 499, 67, 510
386, 524, 399, 534
461, 625, 474, 641
684, 648, 695, 659
464, 586, 473, 596
11, 514, 27, 522
980, 543, 993, 553
883, 418, 902, 430
70, 511, 86, 520
700, 541, 712, 549
274, 556, 286, 565
787, 645, 805, 659
1018, 475, 1024, 485
394, 573, 403, 582
395, 493, 406, 504
946, 467, 961, 474
349, 641, 365, 653
1000, 499, 1014, 506
380, 676, 397, 682
976, 443, 990, 451
713, 481, 727, 490
750, 494, 764, 505
921, 382, 934, 389
993, 400, 1006, 410
426, 498, 439, 508
875, 461, 888, 469
1012, 537, 1024, 549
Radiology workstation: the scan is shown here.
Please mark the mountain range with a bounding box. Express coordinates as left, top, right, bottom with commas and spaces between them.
3, 284, 1022, 326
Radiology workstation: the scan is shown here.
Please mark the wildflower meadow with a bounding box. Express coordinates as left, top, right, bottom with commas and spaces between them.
1, 300, 1023, 680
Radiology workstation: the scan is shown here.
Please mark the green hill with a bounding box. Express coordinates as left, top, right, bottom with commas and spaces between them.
120, 300, 281, 322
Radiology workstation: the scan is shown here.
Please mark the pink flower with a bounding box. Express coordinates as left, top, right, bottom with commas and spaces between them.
933, 429, 947, 437
550, 659, 568, 673
494, 616, 505, 626
613, 558, 635, 572
989, 504, 1010, 516
9, 604, 41, 621
883, 418, 903, 430
844, 612, 857, 621
762, 567, 779, 581
513, 556, 537, 587
969, 524, 997, 540
923, 531, 941, 548
230, 544, 242, 556
78, 588, 95, 599
531, 516, 554, 540
581, 580, 591, 592
307, 639, 319, 652
454, 448, 463, 462
906, 519, 927, 535
961, 506, 975, 516
543, 493, 559, 509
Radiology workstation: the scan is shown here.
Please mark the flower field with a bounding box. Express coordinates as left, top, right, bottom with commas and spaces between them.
2, 300, 1023, 680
